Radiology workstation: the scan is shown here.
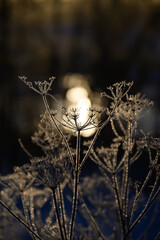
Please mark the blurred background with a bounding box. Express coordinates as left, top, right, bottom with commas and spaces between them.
1, 1, 160, 239
1, 0, 160, 174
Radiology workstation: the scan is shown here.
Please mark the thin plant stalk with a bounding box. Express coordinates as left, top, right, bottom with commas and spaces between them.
29, 194, 39, 236
69, 130, 81, 240
112, 173, 126, 238
122, 151, 130, 232
123, 187, 160, 240
79, 191, 106, 240
52, 189, 65, 240
129, 169, 152, 225
122, 121, 132, 233
130, 152, 159, 225
0, 200, 43, 240
58, 184, 68, 240
42, 95, 74, 166
79, 100, 120, 171
21, 192, 37, 240
89, 152, 113, 187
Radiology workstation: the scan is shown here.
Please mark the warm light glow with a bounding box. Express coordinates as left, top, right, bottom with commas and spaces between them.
76, 98, 91, 125
62, 74, 90, 90
66, 87, 88, 103
66, 86, 96, 137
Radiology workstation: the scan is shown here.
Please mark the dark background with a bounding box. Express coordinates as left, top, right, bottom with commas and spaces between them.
1, 0, 160, 173
1, 1, 160, 239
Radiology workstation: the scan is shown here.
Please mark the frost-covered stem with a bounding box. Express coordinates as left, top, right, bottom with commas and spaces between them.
69, 130, 80, 240
146, 173, 159, 206
79, 193, 106, 240
92, 149, 112, 173
30, 195, 38, 235
42, 95, 74, 166
123, 187, 160, 240
110, 118, 121, 138
112, 173, 126, 238
129, 169, 152, 225
117, 117, 126, 135
79, 117, 109, 171
45, 203, 55, 227
52, 189, 65, 240
79, 100, 120, 171
121, 153, 129, 235
0, 200, 43, 240
122, 121, 132, 231
21, 192, 36, 240
58, 184, 68, 240
90, 152, 113, 187
123, 152, 130, 226
130, 152, 159, 225
115, 151, 128, 174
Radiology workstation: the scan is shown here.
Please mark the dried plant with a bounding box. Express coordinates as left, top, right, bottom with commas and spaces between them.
0, 77, 159, 240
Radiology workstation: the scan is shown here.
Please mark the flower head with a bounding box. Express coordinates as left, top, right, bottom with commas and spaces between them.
30, 155, 71, 190
113, 93, 153, 122
101, 81, 133, 101
61, 107, 101, 133
19, 76, 55, 95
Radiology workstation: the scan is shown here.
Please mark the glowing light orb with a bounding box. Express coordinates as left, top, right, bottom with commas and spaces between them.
66, 86, 96, 137
66, 87, 88, 103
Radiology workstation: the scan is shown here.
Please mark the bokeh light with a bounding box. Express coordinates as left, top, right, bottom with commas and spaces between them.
65, 75, 96, 137
66, 86, 88, 103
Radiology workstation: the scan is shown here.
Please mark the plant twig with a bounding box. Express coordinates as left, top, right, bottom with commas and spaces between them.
112, 173, 126, 238
69, 130, 80, 240
79, 100, 120, 171
21, 192, 37, 240
123, 187, 160, 240
52, 189, 65, 240
79, 191, 106, 240
58, 184, 68, 240
42, 95, 74, 166
0, 200, 43, 240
